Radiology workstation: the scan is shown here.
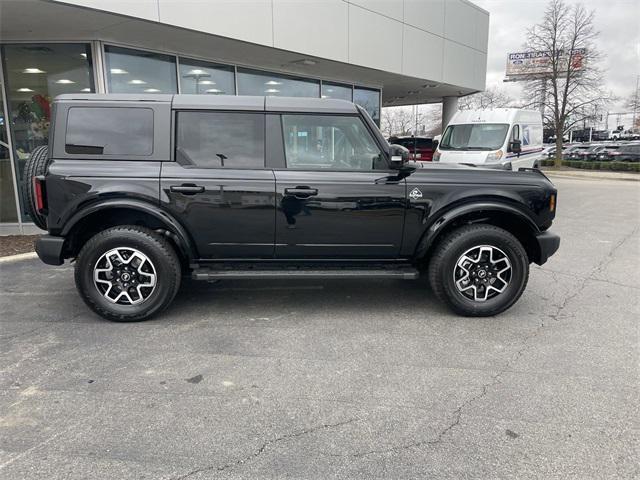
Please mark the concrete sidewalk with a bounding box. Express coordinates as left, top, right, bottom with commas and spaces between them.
542, 168, 640, 181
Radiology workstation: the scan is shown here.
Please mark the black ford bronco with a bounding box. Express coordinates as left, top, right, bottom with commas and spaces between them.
27, 94, 559, 321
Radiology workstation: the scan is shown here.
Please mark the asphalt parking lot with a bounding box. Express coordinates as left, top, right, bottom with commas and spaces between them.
1, 177, 638, 479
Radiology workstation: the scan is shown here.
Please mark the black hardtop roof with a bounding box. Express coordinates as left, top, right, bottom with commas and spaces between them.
54, 93, 358, 114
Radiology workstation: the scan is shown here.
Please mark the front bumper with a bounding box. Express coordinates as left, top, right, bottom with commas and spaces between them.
35, 235, 65, 266
534, 231, 560, 265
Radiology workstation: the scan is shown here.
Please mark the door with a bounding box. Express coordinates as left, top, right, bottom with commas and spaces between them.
161, 111, 275, 259
273, 114, 406, 258
508, 123, 540, 169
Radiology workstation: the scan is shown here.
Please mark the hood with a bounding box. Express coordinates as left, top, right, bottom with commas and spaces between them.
405, 161, 554, 187
437, 149, 493, 164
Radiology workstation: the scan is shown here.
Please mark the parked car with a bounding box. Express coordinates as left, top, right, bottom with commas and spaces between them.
27, 94, 559, 321
570, 144, 606, 161
388, 136, 434, 161
544, 145, 569, 160
434, 108, 544, 170
541, 145, 556, 158
597, 143, 640, 162
593, 144, 622, 161
562, 144, 591, 160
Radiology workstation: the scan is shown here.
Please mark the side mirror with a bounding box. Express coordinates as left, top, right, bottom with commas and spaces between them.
509, 139, 522, 154
389, 144, 409, 167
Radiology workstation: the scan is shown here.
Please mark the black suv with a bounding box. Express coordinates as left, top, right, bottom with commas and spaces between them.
27, 94, 559, 321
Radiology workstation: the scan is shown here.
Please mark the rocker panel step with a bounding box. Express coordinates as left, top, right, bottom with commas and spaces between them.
192, 267, 419, 281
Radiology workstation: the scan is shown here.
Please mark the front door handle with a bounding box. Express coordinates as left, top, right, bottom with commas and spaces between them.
284, 187, 318, 198
170, 184, 205, 195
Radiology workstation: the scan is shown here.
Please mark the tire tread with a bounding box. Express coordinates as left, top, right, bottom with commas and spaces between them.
23, 145, 50, 230
75, 225, 181, 322
428, 224, 529, 316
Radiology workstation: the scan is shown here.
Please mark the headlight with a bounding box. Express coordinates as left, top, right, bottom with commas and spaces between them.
432, 151, 441, 162
485, 150, 504, 163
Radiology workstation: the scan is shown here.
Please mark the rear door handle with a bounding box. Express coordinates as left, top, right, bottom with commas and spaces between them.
284, 187, 318, 198
170, 184, 205, 195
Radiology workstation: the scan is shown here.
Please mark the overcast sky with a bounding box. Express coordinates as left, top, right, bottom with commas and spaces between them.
473, 0, 640, 111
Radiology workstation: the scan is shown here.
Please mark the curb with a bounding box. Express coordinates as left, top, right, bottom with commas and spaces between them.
0, 252, 38, 263
543, 171, 640, 182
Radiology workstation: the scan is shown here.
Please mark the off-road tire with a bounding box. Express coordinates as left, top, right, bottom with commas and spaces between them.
428, 224, 529, 316
22, 145, 50, 230
75, 226, 181, 322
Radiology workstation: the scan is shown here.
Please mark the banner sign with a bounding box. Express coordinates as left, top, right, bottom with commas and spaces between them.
505, 49, 586, 78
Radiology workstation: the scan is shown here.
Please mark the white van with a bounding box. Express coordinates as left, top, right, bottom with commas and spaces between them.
433, 109, 544, 170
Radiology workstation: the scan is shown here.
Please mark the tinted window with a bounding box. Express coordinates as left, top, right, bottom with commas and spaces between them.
176, 112, 264, 168
395, 138, 433, 150
105, 45, 177, 94
282, 115, 386, 171
178, 58, 235, 95
66, 107, 153, 155
322, 82, 352, 101
237, 68, 319, 97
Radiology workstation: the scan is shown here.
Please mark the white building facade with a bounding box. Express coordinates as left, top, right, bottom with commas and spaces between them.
0, 0, 489, 232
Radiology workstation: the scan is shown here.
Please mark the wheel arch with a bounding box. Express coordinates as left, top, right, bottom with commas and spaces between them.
416, 202, 542, 264
61, 200, 197, 264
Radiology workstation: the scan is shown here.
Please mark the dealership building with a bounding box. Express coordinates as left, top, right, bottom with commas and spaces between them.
0, 0, 489, 233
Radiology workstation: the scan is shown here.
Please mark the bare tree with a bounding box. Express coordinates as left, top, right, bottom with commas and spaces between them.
382, 104, 443, 138
524, 0, 611, 166
458, 87, 515, 110
625, 92, 640, 112
381, 107, 430, 137
380, 109, 396, 137
626, 80, 640, 132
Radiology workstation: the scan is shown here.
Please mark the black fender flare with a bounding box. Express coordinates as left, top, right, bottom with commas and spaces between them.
61, 199, 197, 260
415, 201, 540, 258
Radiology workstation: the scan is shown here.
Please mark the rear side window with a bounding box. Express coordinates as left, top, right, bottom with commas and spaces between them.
176, 111, 265, 168
66, 107, 153, 155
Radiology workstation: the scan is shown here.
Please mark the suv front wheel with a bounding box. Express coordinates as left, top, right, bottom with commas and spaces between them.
75, 226, 181, 322
428, 224, 529, 316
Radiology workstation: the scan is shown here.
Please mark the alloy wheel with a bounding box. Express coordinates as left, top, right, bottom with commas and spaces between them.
93, 247, 157, 305
453, 245, 512, 302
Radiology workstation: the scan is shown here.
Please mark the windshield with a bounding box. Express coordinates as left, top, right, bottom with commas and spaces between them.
440, 123, 509, 151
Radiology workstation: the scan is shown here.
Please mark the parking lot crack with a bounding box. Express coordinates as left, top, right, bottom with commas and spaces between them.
341, 228, 640, 461
172, 418, 358, 479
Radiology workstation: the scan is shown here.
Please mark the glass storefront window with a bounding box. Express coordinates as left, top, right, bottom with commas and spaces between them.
105, 45, 177, 94
321, 82, 352, 101
2, 43, 94, 220
0, 74, 18, 223
237, 68, 319, 98
354, 87, 381, 125
178, 58, 235, 95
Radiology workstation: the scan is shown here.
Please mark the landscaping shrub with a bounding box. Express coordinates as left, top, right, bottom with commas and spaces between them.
541, 159, 638, 172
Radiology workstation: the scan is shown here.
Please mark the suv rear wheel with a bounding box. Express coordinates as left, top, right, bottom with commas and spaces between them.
75, 226, 181, 322
428, 224, 529, 316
